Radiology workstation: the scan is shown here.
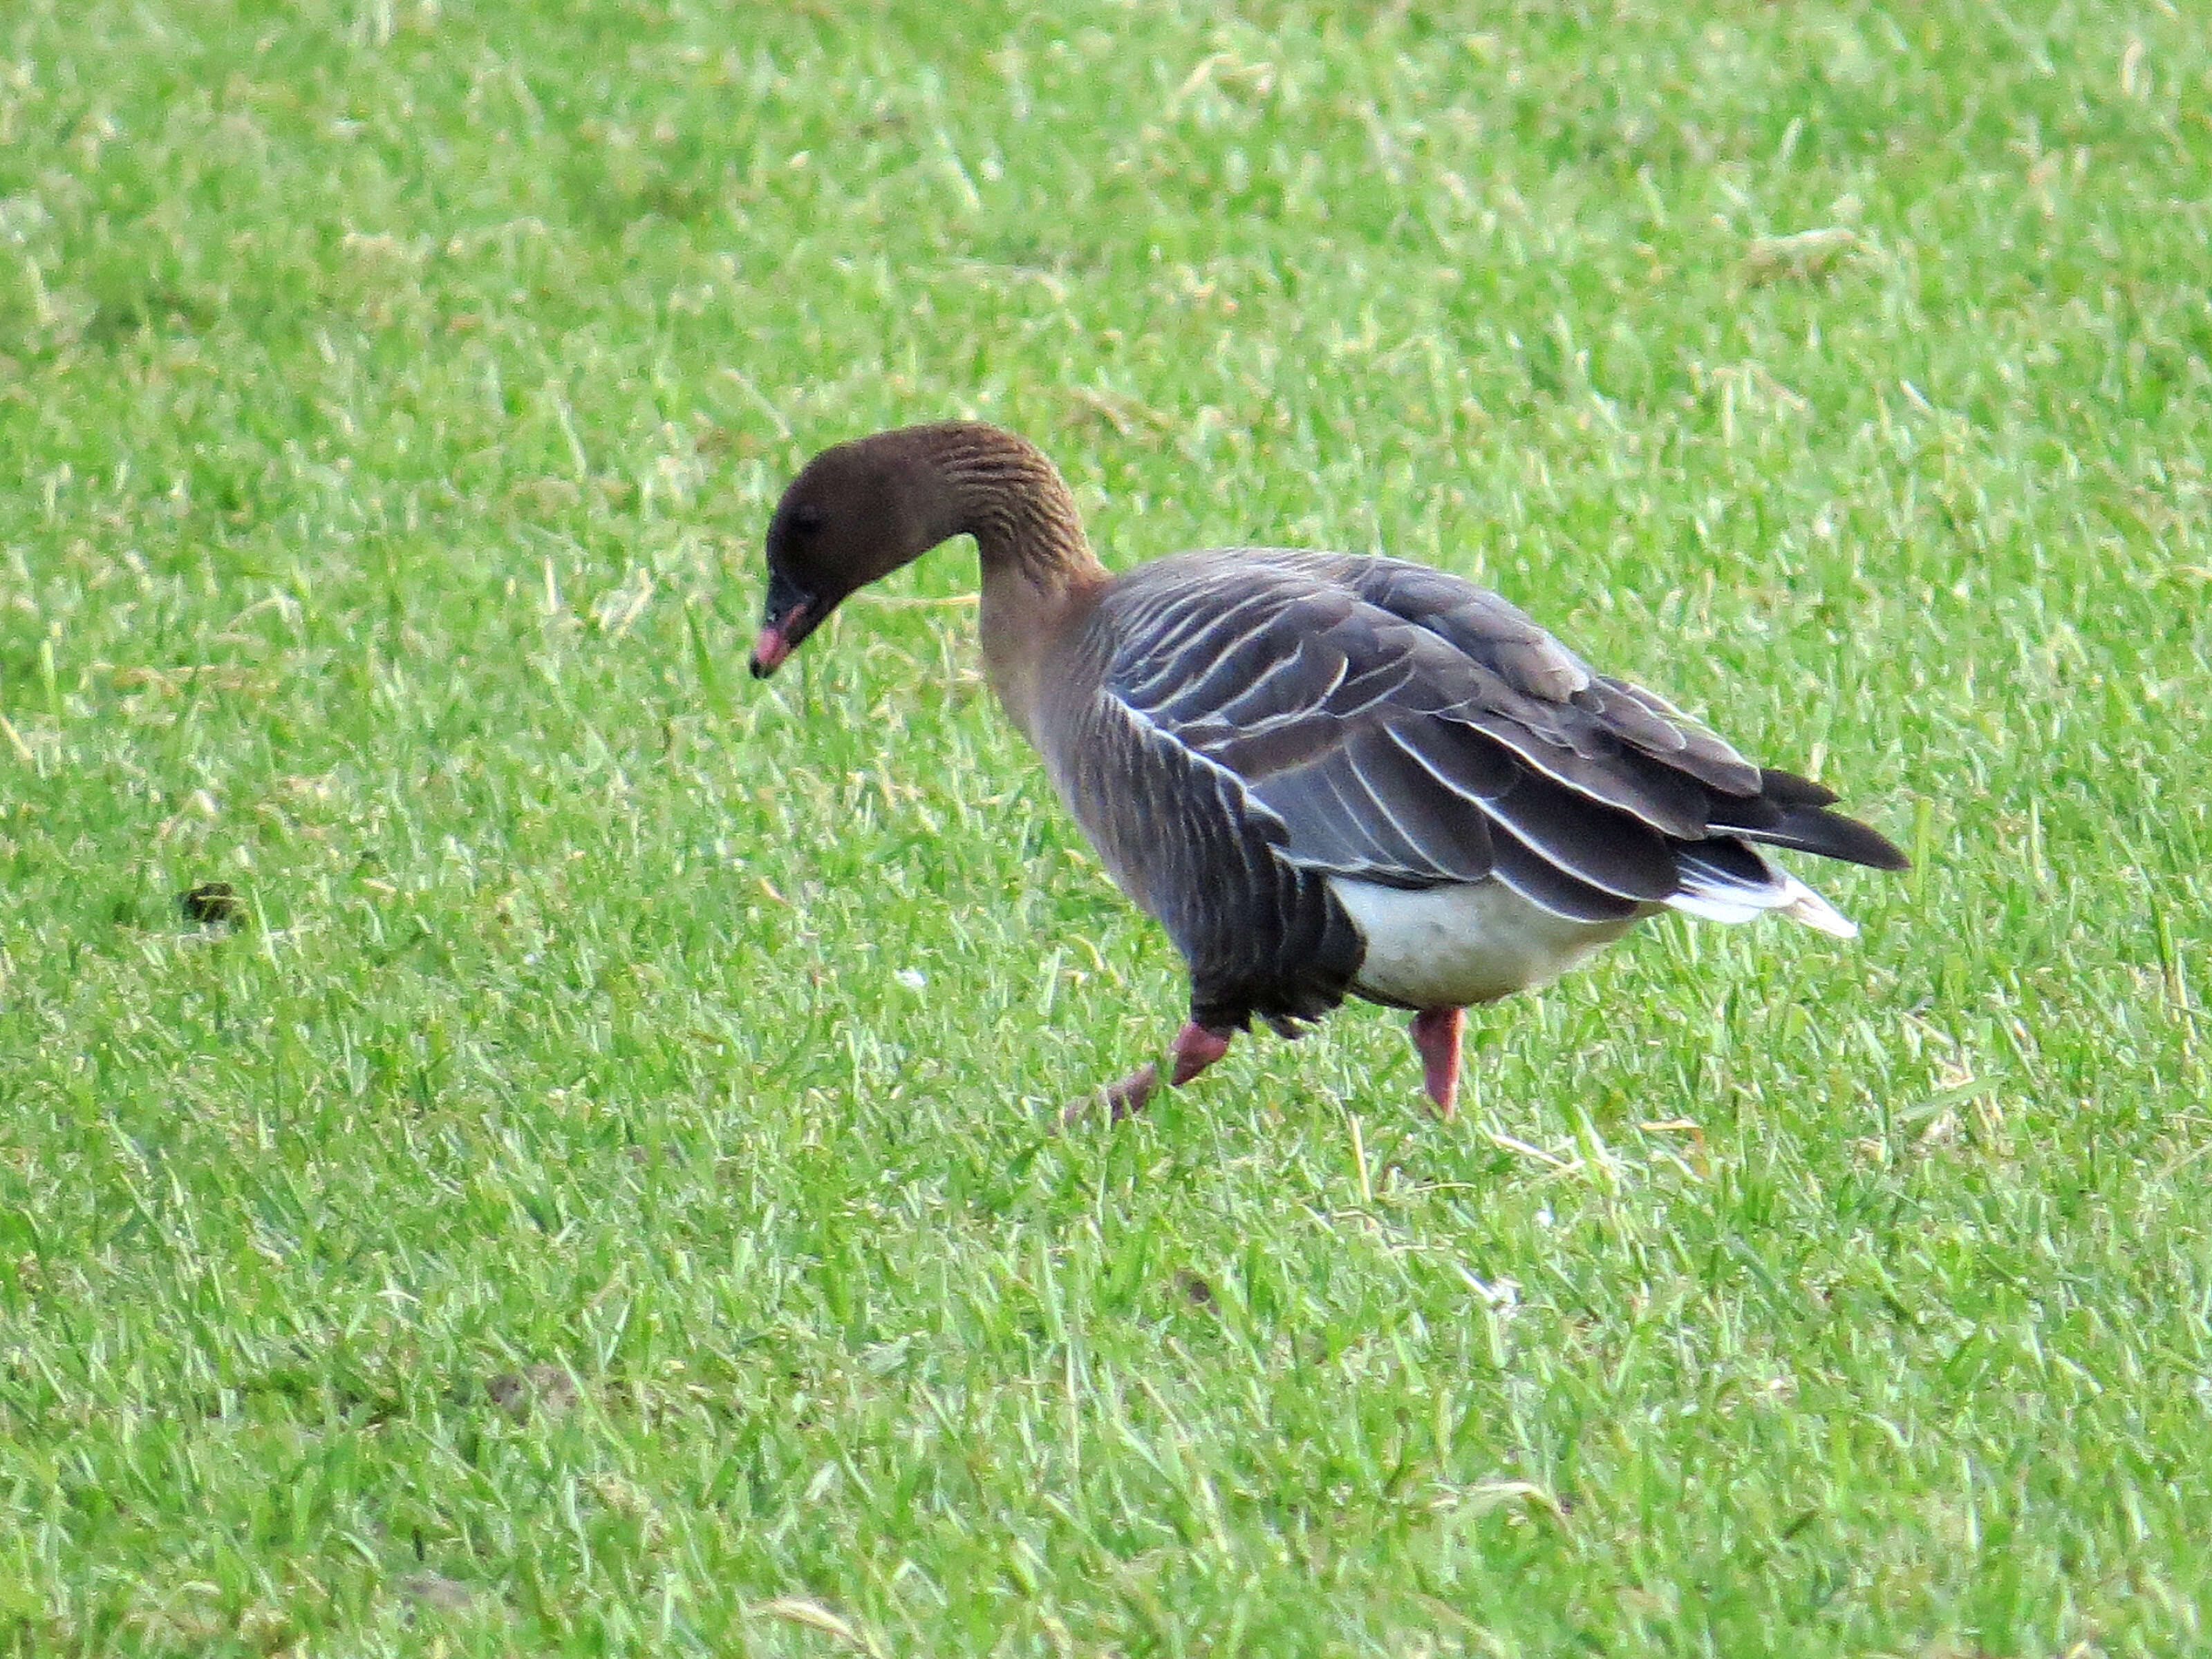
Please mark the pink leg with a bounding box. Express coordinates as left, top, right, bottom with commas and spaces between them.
1409, 1007, 1465, 1119
1169, 1021, 1234, 1086
1064, 1022, 1235, 1125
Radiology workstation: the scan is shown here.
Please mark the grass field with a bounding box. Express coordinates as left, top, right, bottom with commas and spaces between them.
3, 1, 2210, 1653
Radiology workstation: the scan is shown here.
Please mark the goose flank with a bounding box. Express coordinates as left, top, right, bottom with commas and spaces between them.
749, 422, 1908, 1120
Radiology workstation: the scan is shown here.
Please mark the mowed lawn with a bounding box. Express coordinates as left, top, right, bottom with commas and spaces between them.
3, 1, 2209, 1653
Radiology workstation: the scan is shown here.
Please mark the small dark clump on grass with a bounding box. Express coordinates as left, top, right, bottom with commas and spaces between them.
178, 881, 245, 928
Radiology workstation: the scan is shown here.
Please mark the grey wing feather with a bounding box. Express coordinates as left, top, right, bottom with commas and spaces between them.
1091, 550, 1903, 935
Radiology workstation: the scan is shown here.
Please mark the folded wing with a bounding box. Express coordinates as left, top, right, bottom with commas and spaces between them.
1092, 550, 1905, 930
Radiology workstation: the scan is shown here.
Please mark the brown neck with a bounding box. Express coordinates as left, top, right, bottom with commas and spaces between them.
906, 422, 1107, 594
886, 424, 1105, 749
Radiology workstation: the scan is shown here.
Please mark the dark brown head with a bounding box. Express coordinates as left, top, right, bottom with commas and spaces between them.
749, 429, 968, 677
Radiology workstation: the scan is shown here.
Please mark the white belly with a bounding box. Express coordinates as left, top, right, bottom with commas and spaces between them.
1331, 877, 1644, 1009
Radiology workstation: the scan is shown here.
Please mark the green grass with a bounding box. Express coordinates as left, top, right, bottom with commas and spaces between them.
3, 0, 2209, 1653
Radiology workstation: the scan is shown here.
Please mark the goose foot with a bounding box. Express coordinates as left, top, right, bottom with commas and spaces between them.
1409, 1007, 1465, 1119
1087, 1062, 1158, 1123
1060, 1023, 1235, 1126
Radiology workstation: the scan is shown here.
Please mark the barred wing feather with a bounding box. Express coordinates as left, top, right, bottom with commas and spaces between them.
1090, 551, 1902, 932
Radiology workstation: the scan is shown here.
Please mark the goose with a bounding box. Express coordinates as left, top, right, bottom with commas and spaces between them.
748, 422, 1906, 1120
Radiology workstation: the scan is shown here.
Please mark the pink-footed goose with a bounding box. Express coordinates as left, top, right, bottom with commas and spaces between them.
749, 422, 1906, 1120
